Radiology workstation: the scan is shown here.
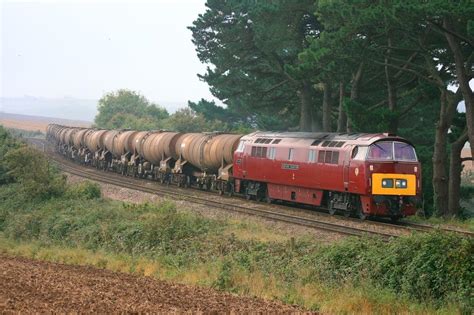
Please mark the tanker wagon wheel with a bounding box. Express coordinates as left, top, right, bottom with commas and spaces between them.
226, 183, 234, 197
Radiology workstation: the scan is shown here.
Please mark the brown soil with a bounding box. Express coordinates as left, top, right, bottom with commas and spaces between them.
0, 255, 305, 313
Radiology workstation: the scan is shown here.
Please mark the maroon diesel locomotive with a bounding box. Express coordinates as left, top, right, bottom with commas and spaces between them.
233, 132, 421, 221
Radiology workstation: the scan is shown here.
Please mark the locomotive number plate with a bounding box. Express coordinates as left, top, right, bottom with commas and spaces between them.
281, 163, 299, 170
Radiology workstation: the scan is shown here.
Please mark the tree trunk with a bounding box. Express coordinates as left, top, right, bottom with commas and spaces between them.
384, 36, 398, 134
299, 81, 313, 132
337, 82, 347, 132
322, 82, 332, 132
347, 63, 364, 132
432, 90, 450, 215
448, 131, 468, 217
432, 89, 457, 216
443, 17, 474, 160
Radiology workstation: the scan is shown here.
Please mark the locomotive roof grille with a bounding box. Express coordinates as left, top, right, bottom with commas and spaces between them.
255, 138, 274, 144
250, 132, 399, 142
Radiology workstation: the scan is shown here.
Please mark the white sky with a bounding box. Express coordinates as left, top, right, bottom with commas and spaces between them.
0, 0, 214, 105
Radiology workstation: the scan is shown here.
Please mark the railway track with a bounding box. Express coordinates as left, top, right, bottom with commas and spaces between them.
27, 137, 474, 240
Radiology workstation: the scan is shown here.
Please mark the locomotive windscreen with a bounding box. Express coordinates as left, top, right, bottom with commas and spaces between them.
367, 141, 417, 161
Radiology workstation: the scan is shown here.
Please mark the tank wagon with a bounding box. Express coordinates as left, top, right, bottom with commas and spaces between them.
47, 124, 422, 221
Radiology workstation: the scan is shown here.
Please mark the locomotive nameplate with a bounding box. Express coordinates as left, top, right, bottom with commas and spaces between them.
281, 163, 299, 170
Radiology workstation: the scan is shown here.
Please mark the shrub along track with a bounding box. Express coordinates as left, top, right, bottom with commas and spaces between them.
28, 138, 474, 240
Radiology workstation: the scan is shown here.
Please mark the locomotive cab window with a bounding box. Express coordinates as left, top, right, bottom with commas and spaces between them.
268, 147, 277, 160
394, 142, 417, 161
351, 146, 368, 160
367, 141, 393, 160
308, 149, 317, 162
367, 141, 417, 161
288, 148, 294, 161
236, 141, 245, 152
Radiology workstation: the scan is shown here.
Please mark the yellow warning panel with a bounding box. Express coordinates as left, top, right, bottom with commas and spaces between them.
372, 173, 416, 196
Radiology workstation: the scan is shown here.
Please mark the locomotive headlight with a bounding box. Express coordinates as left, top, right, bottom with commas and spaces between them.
382, 179, 394, 188
395, 179, 407, 189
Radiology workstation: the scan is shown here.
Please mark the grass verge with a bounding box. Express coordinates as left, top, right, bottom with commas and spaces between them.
0, 180, 472, 313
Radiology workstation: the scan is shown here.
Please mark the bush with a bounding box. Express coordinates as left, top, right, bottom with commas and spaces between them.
307, 233, 473, 308
65, 181, 101, 199
0, 194, 218, 262
0, 126, 22, 185
4, 146, 66, 200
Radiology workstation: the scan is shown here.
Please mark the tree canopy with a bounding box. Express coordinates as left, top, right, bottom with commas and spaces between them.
189, 0, 474, 216
94, 89, 169, 130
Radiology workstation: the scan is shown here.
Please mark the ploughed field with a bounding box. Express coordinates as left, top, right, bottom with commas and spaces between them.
0, 113, 91, 133
0, 255, 302, 313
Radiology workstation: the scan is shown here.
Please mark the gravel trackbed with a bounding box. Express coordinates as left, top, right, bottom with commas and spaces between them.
0, 255, 304, 313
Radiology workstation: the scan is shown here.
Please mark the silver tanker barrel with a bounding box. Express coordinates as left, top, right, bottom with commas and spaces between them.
84, 129, 107, 153
174, 133, 242, 173
72, 128, 90, 149
102, 130, 121, 157
141, 132, 182, 164
112, 130, 139, 158
140, 132, 183, 178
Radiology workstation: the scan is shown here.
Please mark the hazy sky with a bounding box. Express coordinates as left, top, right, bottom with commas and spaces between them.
1, 0, 214, 106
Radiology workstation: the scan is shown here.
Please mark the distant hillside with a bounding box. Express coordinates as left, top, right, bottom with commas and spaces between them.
0, 112, 92, 132
0, 97, 98, 122
0, 97, 185, 123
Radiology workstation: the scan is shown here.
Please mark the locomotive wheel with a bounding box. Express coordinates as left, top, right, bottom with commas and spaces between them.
391, 216, 401, 222
265, 190, 272, 204
357, 209, 367, 220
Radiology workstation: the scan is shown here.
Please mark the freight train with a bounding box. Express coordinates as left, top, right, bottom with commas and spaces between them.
47, 124, 422, 221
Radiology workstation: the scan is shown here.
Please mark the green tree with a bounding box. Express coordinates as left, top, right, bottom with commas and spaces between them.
95, 89, 169, 129
163, 108, 227, 133
189, 0, 320, 131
